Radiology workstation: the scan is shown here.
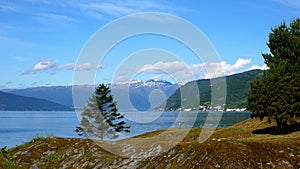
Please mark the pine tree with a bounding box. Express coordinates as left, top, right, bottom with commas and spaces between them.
247, 18, 300, 131
76, 84, 130, 140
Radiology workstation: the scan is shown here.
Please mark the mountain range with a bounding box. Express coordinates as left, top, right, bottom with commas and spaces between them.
111, 79, 179, 111
0, 70, 263, 111
4, 80, 179, 111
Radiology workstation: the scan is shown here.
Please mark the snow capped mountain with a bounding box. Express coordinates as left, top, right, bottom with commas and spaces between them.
112, 79, 173, 88
111, 79, 178, 111
144, 79, 173, 87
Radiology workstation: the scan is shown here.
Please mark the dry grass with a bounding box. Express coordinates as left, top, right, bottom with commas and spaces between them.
1, 118, 300, 168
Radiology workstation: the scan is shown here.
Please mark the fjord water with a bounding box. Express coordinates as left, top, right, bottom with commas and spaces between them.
0, 111, 250, 148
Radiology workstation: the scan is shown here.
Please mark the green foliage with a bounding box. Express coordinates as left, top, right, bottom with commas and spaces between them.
247, 18, 300, 130
76, 84, 130, 140
0, 146, 22, 169
75, 126, 85, 136
226, 70, 263, 108
0, 160, 21, 169
1, 146, 8, 160
263, 19, 300, 72
164, 69, 262, 110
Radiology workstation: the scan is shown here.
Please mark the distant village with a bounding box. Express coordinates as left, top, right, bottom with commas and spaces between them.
159, 104, 247, 112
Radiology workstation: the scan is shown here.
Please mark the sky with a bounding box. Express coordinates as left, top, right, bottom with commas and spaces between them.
0, 0, 299, 89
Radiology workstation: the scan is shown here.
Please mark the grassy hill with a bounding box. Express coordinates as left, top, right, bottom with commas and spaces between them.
1, 118, 299, 168
164, 69, 263, 110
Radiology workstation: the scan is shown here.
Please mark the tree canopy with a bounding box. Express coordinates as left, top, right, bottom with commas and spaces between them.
76, 84, 130, 140
247, 18, 300, 131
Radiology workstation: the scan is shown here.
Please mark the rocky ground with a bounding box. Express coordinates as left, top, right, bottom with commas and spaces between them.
1, 118, 300, 169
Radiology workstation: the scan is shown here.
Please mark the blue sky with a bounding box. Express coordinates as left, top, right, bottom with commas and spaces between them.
0, 0, 299, 88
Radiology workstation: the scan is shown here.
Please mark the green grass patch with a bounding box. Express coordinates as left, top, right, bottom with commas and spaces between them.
45, 149, 65, 162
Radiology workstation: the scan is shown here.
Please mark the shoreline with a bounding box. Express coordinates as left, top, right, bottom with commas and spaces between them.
1, 118, 299, 168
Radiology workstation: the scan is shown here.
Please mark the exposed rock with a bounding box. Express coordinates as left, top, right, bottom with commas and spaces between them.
43, 150, 55, 156
288, 153, 294, 157
177, 153, 185, 163
267, 161, 276, 168
20, 150, 31, 157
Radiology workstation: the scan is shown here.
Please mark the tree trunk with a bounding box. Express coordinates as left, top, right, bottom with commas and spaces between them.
101, 132, 104, 141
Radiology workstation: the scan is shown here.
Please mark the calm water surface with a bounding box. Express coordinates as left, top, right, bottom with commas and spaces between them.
0, 111, 250, 148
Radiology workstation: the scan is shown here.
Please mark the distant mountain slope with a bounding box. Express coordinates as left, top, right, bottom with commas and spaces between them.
7, 80, 179, 111
7, 86, 75, 107
0, 91, 73, 111
164, 69, 263, 110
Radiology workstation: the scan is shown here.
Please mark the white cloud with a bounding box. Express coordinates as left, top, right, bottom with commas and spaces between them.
137, 58, 254, 82
80, 3, 132, 17
29, 60, 55, 73
149, 74, 164, 81
0, 2, 18, 12
55, 63, 74, 70
56, 63, 104, 71
36, 13, 75, 24
77, 0, 188, 20
195, 58, 251, 78
187, 58, 251, 79
22, 59, 56, 74
131, 13, 181, 23
22, 60, 104, 75
139, 61, 187, 75
223, 58, 252, 74
73, 63, 104, 71
40, 13, 75, 22
248, 64, 269, 70
79, 2, 133, 18
33, 60, 55, 70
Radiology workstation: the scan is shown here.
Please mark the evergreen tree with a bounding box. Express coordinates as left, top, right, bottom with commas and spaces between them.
76, 84, 130, 140
247, 18, 300, 131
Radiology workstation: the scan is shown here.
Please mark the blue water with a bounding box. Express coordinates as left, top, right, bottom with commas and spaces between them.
0, 111, 250, 148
